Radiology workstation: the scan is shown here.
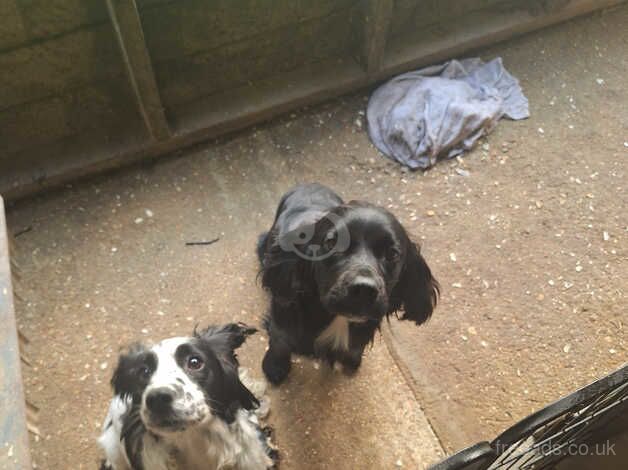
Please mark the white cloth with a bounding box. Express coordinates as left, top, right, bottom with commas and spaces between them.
367, 58, 529, 169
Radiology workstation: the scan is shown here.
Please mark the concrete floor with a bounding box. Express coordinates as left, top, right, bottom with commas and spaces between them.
7, 4, 628, 469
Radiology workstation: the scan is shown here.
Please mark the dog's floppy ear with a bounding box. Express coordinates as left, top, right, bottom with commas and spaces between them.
395, 241, 440, 325
110, 343, 151, 400
196, 322, 257, 363
196, 323, 259, 418
260, 230, 314, 302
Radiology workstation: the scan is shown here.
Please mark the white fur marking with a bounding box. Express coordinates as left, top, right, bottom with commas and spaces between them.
142, 337, 210, 432
315, 316, 350, 351
98, 396, 134, 470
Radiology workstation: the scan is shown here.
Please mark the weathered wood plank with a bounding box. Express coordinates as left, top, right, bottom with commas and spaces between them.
362, 0, 394, 75
0, 197, 32, 469
0, 1, 27, 51
154, 8, 357, 108
383, 0, 624, 77
0, 119, 148, 191
106, 0, 171, 141
0, 25, 124, 111
0, 80, 142, 156
139, 0, 356, 63
135, 0, 176, 8
171, 58, 366, 136
390, 0, 506, 37
0, 0, 108, 51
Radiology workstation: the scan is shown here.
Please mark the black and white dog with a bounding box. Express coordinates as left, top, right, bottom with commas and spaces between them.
98, 323, 277, 470
258, 183, 439, 384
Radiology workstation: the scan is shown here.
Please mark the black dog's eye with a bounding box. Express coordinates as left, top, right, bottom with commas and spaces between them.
386, 246, 401, 261
324, 230, 337, 251
187, 356, 204, 371
138, 365, 151, 379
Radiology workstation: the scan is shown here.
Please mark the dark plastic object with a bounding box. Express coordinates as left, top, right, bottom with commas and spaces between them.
429, 442, 497, 470
429, 364, 628, 470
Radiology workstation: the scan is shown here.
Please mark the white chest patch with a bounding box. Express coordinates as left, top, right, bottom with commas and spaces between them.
315, 316, 350, 351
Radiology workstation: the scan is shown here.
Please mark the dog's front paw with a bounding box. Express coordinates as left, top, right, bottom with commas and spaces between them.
262, 350, 291, 385
340, 353, 362, 376
99, 460, 114, 470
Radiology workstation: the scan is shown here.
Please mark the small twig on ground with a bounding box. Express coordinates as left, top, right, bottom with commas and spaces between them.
13, 226, 33, 237
185, 237, 220, 246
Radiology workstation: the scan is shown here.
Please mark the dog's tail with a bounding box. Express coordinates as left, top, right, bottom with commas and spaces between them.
257, 231, 269, 264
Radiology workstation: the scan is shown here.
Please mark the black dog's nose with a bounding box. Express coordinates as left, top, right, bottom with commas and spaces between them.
145, 388, 175, 414
348, 278, 378, 304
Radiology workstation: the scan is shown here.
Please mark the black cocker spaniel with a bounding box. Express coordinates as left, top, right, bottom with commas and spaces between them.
258, 183, 439, 384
